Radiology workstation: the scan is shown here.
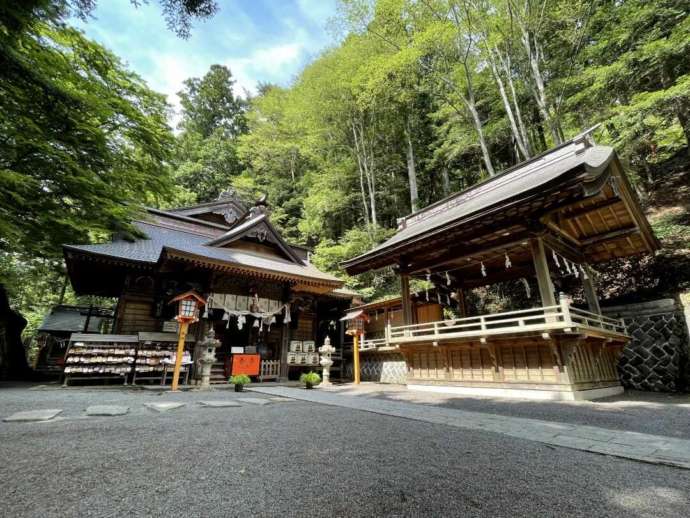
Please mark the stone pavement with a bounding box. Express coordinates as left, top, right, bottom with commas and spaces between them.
250, 386, 690, 470
2, 396, 288, 423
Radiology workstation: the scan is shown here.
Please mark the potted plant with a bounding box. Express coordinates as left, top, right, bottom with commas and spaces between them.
300, 371, 321, 390
229, 374, 251, 392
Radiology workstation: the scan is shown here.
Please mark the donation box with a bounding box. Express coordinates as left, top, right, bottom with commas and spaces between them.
230, 354, 261, 376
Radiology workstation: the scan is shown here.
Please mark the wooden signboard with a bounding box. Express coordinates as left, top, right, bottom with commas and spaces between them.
230, 354, 260, 376
162, 320, 178, 333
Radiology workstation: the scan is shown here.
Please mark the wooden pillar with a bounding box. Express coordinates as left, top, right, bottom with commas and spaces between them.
456, 288, 467, 318
279, 285, 291, 380
530, 237, 556, 307
582, 270, 602, 315
400, 273, 413, 325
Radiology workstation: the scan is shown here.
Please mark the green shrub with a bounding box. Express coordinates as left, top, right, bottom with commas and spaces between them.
299, 371, 321, 388
229, 374, 251, 386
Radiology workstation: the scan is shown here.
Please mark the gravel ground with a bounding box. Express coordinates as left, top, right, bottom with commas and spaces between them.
1, 384, 690, 517
324, 384, 690, 439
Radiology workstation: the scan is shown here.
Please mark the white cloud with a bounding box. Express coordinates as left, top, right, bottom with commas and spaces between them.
72, 0, 337, 126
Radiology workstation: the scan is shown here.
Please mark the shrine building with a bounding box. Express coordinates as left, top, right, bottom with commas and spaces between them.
61, 192, 349, 386
342, 129, 659, 400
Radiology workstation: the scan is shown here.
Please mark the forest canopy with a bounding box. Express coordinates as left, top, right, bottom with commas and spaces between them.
1, 0, 689, 334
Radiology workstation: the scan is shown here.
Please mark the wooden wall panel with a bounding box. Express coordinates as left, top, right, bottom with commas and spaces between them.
293, 311, 315, 341
416, 303, 443, 324
118, 297, 158, 333
404, 339, 618, 387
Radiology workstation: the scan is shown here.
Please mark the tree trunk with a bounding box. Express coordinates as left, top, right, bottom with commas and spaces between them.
404, 117, 419, 212
498, 48, 532, 157
58, 275, 68, 306
441, 167, 451, 196
450, 4, 495, 176
461, 61, 495, 176
351, 121, 371, 227
676, 100, 690, 152
513, 7, 562, 146
361, 121, 378, 227
487, 48, 530, 160
352, 118, 378, 228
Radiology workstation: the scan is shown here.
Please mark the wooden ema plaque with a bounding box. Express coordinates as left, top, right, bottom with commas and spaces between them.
230, 354, 260, 376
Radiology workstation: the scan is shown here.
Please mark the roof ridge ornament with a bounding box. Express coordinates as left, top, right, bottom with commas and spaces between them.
217, 189, 237, 200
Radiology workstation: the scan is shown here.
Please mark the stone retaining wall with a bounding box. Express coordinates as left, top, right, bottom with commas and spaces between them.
344, 351, 407, 384
603, 298, 689, 392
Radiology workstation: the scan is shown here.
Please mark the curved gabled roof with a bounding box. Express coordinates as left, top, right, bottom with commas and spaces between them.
64, 207, 342, 292
343, 130, 658, 275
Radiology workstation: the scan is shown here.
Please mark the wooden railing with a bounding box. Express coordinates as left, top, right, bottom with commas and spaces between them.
341, 296, 627, 351
343, 337, 389, 352
387, 295, 627, 345
259, 360, 280, 381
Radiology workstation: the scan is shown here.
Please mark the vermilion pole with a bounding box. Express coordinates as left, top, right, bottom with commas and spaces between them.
353, 333, 361, 384
171, 320, 189, 391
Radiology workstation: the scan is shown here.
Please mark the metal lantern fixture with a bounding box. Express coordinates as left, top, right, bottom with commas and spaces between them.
168, 290, 206, 391
345, 316, 366, 337
170, 290, 206, 323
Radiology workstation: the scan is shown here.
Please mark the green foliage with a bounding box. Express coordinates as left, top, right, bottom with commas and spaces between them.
0, 21, 174, 260
233, 0, 689, 306
172, 65, 248, 204
299, 371, 321, 387
229, 374, 251, 386
0, 1, 219, 39
177, 64, 247, 138
311, 226, 397, 299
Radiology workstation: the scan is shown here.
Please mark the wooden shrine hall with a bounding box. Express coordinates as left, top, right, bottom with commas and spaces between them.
342, 129, 659, 400
62, 191, 347, 386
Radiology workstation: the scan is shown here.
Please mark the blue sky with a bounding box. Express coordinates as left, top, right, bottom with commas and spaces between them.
74, 0, 339, 124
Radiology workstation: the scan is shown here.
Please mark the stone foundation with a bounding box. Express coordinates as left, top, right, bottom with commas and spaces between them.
603, 298, 689, 392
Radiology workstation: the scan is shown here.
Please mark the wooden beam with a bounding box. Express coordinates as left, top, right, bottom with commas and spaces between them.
543, 219, 582, 246
562, 197, 622, 220
541, 232, 585, 264
581, 226, 637, 247
530, 237, 556, 306
408, 233, 531, 274
461, 265, 533, 289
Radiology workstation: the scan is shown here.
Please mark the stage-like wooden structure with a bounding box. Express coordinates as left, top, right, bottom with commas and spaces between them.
343, 130, 658, 400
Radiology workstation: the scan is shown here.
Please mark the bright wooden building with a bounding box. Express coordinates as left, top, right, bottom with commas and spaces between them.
343, 130, 659, 400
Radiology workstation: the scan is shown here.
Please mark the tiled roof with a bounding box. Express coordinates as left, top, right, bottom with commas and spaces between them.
65, 216, 342, 286
38, 306, 110, 333
343, 133, 615, 270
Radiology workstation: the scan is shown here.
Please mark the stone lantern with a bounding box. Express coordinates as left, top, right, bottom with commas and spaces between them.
197, 327, 220, 390
319, 335, 336, 386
